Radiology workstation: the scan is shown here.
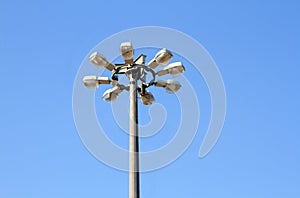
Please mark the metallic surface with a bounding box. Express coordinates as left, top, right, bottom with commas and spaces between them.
128, 70, 140, 198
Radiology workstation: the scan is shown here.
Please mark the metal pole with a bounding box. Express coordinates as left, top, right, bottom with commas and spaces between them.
129, 70, 140, 198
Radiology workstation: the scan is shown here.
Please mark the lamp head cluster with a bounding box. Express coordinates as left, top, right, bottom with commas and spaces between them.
82, 42, 185, 105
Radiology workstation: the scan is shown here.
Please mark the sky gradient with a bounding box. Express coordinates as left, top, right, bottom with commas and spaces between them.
0, 0, 299, 197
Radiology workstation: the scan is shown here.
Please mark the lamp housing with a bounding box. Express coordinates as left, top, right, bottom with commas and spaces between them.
140, 91, 155, 105
89, 52, 115, 71
148, 48, 173, 69
120, 42, 134, 64
157, 62, 185, 76
102, 86, 123, 102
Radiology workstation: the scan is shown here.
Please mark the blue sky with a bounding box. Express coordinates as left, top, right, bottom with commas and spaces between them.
1, 0, 299, 197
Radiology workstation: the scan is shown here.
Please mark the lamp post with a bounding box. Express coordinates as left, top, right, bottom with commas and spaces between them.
128, 68, 140, 198
83, 42, 185, 198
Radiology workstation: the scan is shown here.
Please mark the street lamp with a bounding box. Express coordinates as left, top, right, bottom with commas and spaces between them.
82, 42, 185, 198
102, 85, 128, 102
120, 41, 134, 64
82, 76, 111, 89
139, 91, 155, 105
156, 61, 185, 76
148, 48, 173, 69
89, 52, 115, 71
155, 79, 182, 93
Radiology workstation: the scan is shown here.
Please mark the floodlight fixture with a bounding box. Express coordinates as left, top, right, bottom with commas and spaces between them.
102, 86, 124, 102
155, 79, 182, 93
82, 75, 98, 89
148, 48, 173, 69
140, 91, 155, 105
82, 76, 111, 89
157, 62, 185, 76
120, 42, 134, 64
89, 52, 115, 71
81, 42, 186, 198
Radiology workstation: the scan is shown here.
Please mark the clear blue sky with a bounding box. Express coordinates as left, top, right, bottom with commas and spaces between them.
1, 0, 299, 197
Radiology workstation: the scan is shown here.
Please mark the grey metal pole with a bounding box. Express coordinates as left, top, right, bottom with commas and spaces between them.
128, 70, 140, 198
